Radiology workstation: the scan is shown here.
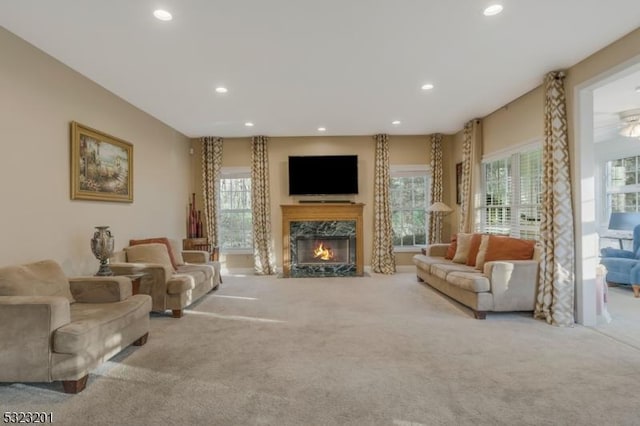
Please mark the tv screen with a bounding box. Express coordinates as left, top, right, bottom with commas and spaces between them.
288, 155, 358, 195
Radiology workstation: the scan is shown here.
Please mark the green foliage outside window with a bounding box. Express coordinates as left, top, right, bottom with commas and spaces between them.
390, 174, 428, 247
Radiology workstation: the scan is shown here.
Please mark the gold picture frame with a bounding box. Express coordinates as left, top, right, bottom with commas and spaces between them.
456, 162, 462, 205
70, 121, 133, 202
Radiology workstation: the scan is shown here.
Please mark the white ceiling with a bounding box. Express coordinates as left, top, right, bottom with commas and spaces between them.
2, 1, 640, 138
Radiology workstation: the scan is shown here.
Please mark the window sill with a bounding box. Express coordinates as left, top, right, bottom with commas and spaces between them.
221, 249, 253, 255
394, 246, 426, 253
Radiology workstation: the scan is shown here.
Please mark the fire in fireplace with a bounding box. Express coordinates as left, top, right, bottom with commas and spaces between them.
296, 237, 350, 265
313, 242, 334, 261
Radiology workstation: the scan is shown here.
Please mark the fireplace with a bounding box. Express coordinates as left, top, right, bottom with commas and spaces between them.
281, 204, 364, 278
289, 221, 356, 277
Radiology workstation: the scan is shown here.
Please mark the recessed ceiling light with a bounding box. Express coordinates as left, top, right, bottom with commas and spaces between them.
215, 87, 228, 94
421, 83, 434, 91
392, 120, 401, 125
318, 127, 327, 132
153, 9, 173, 21
245, 122, 254, 127
483, 4, 503, 16
635, 86, 640, 93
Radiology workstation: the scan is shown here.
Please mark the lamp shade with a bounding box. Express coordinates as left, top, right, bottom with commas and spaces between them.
427, 202, 452, 213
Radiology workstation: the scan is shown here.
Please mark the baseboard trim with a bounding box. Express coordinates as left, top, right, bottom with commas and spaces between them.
223, 265, 414, 276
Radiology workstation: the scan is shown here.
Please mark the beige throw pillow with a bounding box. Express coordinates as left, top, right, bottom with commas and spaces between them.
474, 235, 491, 271
168, 239, 185, 266
125, 243, 175, 271
452, 233, 473, 264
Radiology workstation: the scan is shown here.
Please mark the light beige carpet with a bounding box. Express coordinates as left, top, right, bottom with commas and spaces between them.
2, 272, 640, 426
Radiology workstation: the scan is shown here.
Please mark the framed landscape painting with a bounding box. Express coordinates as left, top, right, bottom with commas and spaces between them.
70, 121, 133, 202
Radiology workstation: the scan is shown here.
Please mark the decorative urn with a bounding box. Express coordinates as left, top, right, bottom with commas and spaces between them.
91, 226, 115, 276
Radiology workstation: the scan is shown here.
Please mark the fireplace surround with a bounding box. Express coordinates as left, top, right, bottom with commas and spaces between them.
281, 204, 364, 277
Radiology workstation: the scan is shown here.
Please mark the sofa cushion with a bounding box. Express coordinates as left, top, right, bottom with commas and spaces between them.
166, 274, 199, 295
54, 294, 151, 354
177, 264, 214, 281
452, 233, 473, 264
129, 238, 179, 269
0, 259, 75, 303
431, 262, 478, 280
484, 235, 536, 263
445, 235, 457, 260
125, 243, 175, 272
446, 271, 491, 293
412, 255, 450, 274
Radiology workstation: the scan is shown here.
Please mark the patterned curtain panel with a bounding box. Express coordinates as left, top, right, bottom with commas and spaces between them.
251, 136, 277, 275
534, 71, 575, 326
201, 137, 223, 246
459, 119, 482, 233
371, 134, 396, 274
428, 133, 443, 244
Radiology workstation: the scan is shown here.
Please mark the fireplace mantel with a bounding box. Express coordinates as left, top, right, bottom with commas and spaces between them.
281, 203, 364, 277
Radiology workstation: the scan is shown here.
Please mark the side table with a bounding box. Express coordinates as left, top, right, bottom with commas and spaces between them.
117, 273, 146, 295
183, 238, 220, 261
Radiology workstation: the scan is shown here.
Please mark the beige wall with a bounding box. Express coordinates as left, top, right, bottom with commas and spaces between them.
191, 135, 433, 268
482, 86, 544, 153
0, 28, 192, 275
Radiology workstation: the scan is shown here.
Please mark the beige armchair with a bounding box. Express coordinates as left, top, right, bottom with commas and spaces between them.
0, 259, 151, 393
109, 240, 221, 318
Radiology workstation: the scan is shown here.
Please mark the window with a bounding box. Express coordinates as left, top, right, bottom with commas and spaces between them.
390, 166, 431, 249
480, 146, 542, 240
218, 168, 252, 251
605, 155, 640, 214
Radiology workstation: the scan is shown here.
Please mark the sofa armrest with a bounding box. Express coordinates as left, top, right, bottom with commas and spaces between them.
0, 296, 70, 382
485, 260, 539, 311
109, 262, 172, 312
182, 250, 209, 264
424, 244, 449, 257
68, 276, 133, 303
600, 247, 635, 259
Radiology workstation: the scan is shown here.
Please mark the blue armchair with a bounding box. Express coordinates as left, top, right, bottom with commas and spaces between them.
600, 224, 640, 297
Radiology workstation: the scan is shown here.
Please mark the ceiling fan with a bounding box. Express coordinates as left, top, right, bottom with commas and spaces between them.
618, 109, 640, 138
593, 108, 640, 141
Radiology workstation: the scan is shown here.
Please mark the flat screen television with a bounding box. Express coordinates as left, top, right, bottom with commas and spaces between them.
288, 155, 358, 195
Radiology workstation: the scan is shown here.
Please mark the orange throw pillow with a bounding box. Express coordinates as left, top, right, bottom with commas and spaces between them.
444, 235, 457, 260
129, 237, 178, 270
484, 235, 536, 263
465, 234, 483, 266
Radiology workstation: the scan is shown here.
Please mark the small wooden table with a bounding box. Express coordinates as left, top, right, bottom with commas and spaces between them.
183, 238, 220, 261
119, 273, 146, 295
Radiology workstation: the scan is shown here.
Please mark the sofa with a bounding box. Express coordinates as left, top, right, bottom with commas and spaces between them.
599, 224, 640, 297
413, 233, 540, 319
0, 259, 151, 393
109, 239, 221, 318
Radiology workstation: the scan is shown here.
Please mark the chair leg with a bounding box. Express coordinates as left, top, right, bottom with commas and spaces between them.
633, 285, 640, 298
172, 309, 183, 318
132, 332, 149, 346
62, 375, 88, 394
